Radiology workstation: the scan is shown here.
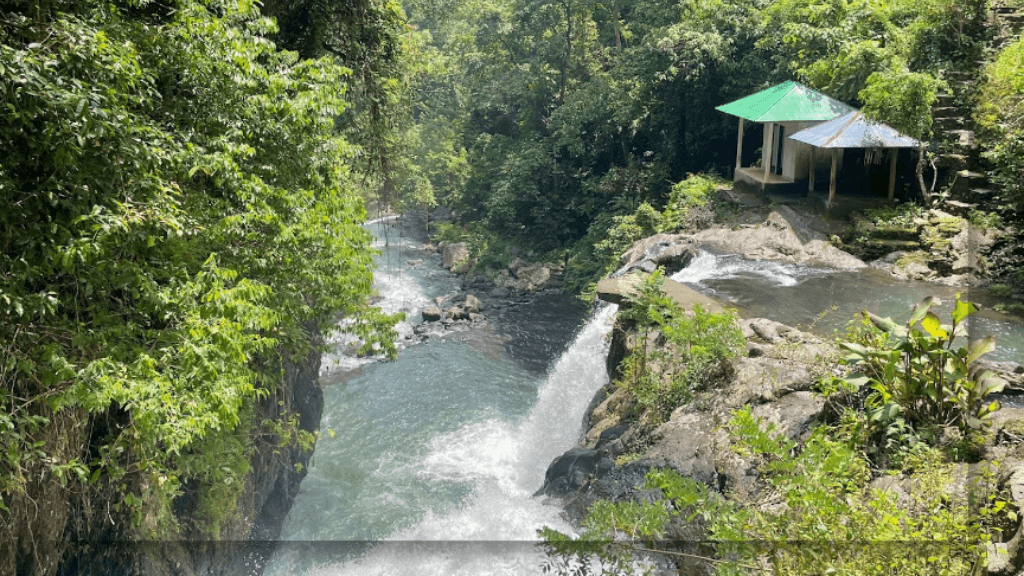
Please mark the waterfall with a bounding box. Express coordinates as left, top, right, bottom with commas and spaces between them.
268, 297, 618, 575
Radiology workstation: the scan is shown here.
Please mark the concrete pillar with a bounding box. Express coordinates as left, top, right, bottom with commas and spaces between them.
762, 122, 773, 184
808, 146, 816, 199
888, 148, 898, 202
735, 118, 745, 176
828, 149, 838, 207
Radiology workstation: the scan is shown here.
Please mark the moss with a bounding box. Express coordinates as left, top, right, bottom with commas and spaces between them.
895, 250, 932, 268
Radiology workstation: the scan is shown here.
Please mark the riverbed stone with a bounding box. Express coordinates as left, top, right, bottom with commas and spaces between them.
444, 306, 469, 321
464, 294, 483, 313
422, 306, 442, 322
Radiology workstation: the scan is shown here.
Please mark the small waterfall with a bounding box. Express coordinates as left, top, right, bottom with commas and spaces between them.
268, 291, 618, 574
671, 249, 832, 287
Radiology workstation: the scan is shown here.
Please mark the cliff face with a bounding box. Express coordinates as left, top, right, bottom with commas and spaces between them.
0, 331, 324, 576
76, 338, 323, 576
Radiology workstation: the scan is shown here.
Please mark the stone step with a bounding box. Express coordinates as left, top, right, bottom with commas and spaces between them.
932, 106, 961, 119
942, 199, 977, 217
946, 71, 974, 81
936, 93, 956, 105
936, 153, 969, 172
944, 129, 976, 147
935, 116, 967, 131
952, 171, 988, 196
865, 239, 923, 253
969, 187, 997, 197
872, 225, 922, 241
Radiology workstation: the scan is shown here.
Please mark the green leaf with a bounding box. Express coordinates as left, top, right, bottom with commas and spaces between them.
908, 296, 937, 326
921, 312, 947, 338
865, 311, 902, 335
951, 297, 976, 324
966, 336, 996, 365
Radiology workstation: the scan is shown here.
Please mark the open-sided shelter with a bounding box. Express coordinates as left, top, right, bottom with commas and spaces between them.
716, 81, 854, 195
788, 111, 920, 206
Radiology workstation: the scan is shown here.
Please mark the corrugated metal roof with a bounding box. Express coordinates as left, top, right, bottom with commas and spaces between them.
715, 81, 854, 123
788, 111, 920, 148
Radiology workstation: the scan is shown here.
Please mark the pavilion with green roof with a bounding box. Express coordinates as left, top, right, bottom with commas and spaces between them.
716, 81, 854, 196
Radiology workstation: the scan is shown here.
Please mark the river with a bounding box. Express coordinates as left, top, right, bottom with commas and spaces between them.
264, 218, 1023, 576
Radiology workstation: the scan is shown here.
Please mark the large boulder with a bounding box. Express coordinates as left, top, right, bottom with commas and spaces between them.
691, 207, 866, 269
441, 242, 470, 270
595, 272, 725, 314
617, 234, 698, 275
495, 258, 558, 292
537, 448, 601, 497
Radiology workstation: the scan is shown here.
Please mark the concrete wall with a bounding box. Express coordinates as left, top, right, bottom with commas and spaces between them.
780, 121, 820, 180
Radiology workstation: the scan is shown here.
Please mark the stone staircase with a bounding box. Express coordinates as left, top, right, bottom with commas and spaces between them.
928, 2, 1024, 216
991, 1, 1024, 52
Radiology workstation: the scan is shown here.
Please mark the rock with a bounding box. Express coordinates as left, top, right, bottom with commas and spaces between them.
537, 448, 600, 497
691, 209, 866, 269
748, 318, 781, 343
444, 306, 469, 321
490, 286, 511, 298
618, 234, 696, 272
750, 391, 824, 441
422, 306, 442, 322
518, 264, 551, 290
464, 294, 483, 313
645, 412, 720, 487
497, 258, 556, 292
654, 243, 697, 272
442, 242, 470, 270
595, 272, 725, 314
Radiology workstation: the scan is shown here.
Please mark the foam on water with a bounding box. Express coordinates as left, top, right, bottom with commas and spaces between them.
268, 305, 616, 575
672, 249, 832, 287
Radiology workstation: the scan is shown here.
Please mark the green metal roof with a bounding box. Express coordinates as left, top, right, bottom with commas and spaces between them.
715, 81, 855, 123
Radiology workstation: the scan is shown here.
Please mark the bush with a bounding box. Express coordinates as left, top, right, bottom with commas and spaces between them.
976, 38, 1024, 213
826, 294, 1006, 435
659, 174, 722, 233
618, 271, 744, 422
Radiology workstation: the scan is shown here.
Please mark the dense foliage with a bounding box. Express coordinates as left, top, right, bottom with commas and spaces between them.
977, 36, 1024, 216
398, 0, 985, 267
0, 0, 399, 562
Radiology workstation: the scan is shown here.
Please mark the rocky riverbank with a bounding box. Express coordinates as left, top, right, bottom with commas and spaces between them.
538, 199, 1024, 574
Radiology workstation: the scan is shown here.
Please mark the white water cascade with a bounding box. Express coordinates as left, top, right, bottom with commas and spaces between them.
267, 212, 619, 575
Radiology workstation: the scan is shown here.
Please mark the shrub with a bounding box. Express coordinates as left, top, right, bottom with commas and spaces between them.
618, 271, 744, 422
660, 174, 722, 233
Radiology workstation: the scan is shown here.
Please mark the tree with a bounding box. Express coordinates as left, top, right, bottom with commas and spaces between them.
0, 0, 399, 570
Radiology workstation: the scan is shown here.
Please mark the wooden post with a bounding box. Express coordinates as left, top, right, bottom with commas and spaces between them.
888, 148, 898, 202
735, 118, 745, 176
762, 122, 773, 185
828, 149, 838, 207
807, 146, 816, 199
